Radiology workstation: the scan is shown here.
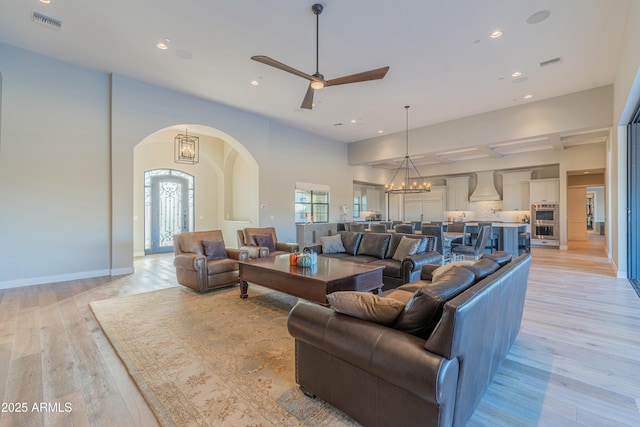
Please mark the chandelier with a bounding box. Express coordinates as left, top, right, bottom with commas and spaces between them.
385, 106, 431, 194
174, 129, 199, 165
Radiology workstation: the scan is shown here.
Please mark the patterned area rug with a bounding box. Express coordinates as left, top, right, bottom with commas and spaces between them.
90, 285, 359, 427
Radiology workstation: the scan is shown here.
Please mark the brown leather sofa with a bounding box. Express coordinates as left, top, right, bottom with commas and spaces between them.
173, 230, 248, 293
287, 252, 532, 427
236, 227, 299, 258
305, 231, 443, 289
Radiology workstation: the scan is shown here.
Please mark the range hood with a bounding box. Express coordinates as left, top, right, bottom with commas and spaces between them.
469, 171, 501, 202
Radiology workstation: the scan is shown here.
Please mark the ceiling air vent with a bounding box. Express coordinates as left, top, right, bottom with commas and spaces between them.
540, 57, 562, 68
32, 11, 62, 31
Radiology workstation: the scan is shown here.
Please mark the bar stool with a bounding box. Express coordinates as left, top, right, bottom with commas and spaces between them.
518, 232, 531, 254
478, 222, 499, 253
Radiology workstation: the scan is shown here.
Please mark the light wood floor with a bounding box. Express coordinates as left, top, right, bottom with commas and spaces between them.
1, 241, 638, 427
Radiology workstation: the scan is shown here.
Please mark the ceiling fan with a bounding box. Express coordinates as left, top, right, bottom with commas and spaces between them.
251, 3, 390, 110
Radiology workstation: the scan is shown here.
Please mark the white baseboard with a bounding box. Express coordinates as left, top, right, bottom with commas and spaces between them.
0, 269, 111, 290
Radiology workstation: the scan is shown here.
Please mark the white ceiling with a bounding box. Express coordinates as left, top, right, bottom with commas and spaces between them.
0, 0, 628, 149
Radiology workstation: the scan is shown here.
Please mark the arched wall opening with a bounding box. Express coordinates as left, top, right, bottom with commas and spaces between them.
133, 124, 258, 256
130, 124, 259, 257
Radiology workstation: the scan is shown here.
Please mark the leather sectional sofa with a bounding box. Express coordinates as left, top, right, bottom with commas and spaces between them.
287, 252, 532, 427
305, 231, 443, 289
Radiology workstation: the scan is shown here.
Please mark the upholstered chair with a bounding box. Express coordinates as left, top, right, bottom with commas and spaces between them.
478, 222, 499, 253
452, 225, 490, 260
394, 223, 415, 234
369, 223, 388, 233
349, 223, 366, 232
173, 230, 249, 293
236, 227, 299, 258
447, 221, 470, 246
422, 223, 446, 255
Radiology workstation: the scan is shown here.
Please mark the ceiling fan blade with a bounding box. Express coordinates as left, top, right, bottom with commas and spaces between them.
325, 66, 390, 87
251, 55, 317, 82
301, 84, 314, 110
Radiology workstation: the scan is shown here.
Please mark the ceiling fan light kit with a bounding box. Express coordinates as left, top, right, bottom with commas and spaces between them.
251, 3, 389, 109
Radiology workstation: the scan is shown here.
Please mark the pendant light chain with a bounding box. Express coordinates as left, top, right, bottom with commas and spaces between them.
385, 105, 431, 194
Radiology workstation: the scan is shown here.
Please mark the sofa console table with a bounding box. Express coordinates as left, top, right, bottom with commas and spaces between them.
296, 223, 338, 248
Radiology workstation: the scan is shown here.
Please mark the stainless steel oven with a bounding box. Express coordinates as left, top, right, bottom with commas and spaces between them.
532, 203, 559, 223
531, 203, 559, 246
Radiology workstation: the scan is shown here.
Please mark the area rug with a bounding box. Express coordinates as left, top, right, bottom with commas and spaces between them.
90, 285, 359, 427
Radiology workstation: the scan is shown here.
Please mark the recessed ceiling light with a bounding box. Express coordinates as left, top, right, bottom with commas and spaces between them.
512, 71, 522, 77
350, 119, 357, 124
377, 130, 384, 134
39, 0, 51, 3
490, 30, 503, 39
250, 80, 259, 86
156, 42, 168, 50
527, 10, 551, 25
524, 94, 533, 99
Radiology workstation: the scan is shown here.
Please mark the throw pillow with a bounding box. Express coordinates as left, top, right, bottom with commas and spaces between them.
357, 233, 391, 259
339, 231, 363, 256
431, 260, 474, 281
327, 291, 405, 325
392, 236, 421, 261
320, 234, 346, 254
202, 239, 228, 261
254, 234, 276, 252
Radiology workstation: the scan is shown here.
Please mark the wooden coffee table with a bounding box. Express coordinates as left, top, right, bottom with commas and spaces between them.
238, 254, 384, 304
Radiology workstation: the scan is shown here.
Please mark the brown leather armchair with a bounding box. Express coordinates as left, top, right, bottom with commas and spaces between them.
173, 230, 248, 293
236, 227, 299, 258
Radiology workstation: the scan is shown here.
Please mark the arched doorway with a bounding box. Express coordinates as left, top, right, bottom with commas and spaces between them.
132, 125, 259, 257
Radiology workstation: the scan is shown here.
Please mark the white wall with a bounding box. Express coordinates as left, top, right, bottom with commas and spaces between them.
349, 86, 613, 165
0, 43, 376, 287
0, 44, 111, 286
611, 0, 640, 277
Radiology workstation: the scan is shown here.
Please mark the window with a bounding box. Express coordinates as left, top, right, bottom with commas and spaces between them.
353, 194, 361, 218
295, 184, 329, 223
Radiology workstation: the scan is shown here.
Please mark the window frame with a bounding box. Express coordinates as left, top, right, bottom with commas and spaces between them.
295, 188, 330, 223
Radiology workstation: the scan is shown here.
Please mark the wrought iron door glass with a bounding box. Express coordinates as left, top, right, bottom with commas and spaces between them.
144, 169, 194, 254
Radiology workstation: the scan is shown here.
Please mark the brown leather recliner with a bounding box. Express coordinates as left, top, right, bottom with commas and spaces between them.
173, 230, 248, 293
236, 227, 299, 258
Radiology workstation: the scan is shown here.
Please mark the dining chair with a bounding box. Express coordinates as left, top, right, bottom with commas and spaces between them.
349, 223, 366, 232
447, 221, 469, 247
421, 224, 446, 255
478, 222, 499, 253
452, 225, 490, 261
394, 223, 415, 234
369, 223, 388, 233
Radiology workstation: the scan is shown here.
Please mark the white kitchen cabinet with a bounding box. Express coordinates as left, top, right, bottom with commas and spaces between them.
446, 177, 469, 211
530, 179, 559, 203
501, 171, 531, 210
403, 187, 445, 222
